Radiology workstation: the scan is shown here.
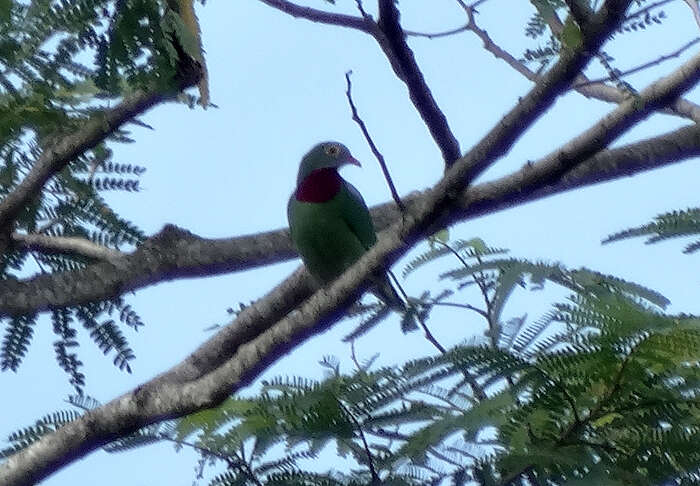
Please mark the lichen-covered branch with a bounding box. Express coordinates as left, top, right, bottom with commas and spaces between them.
0, 226, 297, 317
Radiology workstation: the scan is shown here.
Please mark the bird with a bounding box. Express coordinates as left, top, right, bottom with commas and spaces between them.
287, 141, 406, 310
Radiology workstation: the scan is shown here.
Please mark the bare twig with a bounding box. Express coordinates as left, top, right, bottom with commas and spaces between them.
625, 0, 674, 24
574, 38, 700, 87
260, 0, 463, 167
335, 397, 380, 484
415, 309, 489, 400
412, 299, 489, 319
353, 0, 371, 20
257, 0, 371, 32
344, 71, 404, 210
11, 233, 123, 261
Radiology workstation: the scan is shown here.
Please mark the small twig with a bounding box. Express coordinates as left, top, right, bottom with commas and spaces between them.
335, 396, 380, 484
258, 0, 371, 32
12, 233, 123, 261
29, 252, 48, 274
385, 265, 488, 400
405, 24, 470, 39
574, 38, 700, 87
344, 71, 404, 211
350, 339, 362, 371
353, 0, 371, 19
412, 298, 489, 319
624, 0, 674, 24
370, 428, 468, 467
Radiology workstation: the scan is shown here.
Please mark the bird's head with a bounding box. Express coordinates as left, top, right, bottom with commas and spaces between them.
297, 141, 360, 184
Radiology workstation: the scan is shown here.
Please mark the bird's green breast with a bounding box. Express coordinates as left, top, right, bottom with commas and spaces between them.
288, 183, 375, 284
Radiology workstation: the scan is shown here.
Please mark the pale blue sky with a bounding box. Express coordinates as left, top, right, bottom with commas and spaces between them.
3, 1, 700, 484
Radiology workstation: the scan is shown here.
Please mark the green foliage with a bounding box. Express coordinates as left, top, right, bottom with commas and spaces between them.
0, 0, 202, 389
160, 239, 696, 484
0, 313, 36, 371
8, 233, 697, 485
604, 207, 700, 253
522, 0, 668, 75
0, 409, 81, 459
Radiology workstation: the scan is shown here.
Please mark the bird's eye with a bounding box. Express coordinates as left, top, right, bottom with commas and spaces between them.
324, 144, 341, 157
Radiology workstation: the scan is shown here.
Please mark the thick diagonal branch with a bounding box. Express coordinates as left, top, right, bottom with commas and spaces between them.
2, 120, 697, 318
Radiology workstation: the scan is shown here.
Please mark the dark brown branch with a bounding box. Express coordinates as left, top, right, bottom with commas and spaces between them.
344, 71, 404, 210
257, 0, 463, 166
564, 0, 593, 27
375, 0, 462, 166
256, 0, 372, 32
335, 397, 380, 484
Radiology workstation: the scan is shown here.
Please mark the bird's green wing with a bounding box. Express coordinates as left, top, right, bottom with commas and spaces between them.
339, 181, 377, 250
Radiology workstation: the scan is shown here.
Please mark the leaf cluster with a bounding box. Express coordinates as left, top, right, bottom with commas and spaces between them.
604, 207, 700, 254
0, 0, 203, 390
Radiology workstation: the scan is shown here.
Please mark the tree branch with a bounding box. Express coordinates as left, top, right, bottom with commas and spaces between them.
0, 88, 183, 234
375, 0, 462, 166
344, 71, 404, 210
684, 0, 700, 30
432, 0, 633, 198
564, 0, 593, 27
256, 0, 372, 32
11, 233, 123, 261
572, 37, 700, 87
258, 0, 463, 166
1, 118, 698, 319
512, 1, 700, 122
0, 4, 638, 483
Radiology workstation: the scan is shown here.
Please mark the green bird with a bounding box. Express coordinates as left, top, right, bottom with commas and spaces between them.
287, 141, 404, 309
